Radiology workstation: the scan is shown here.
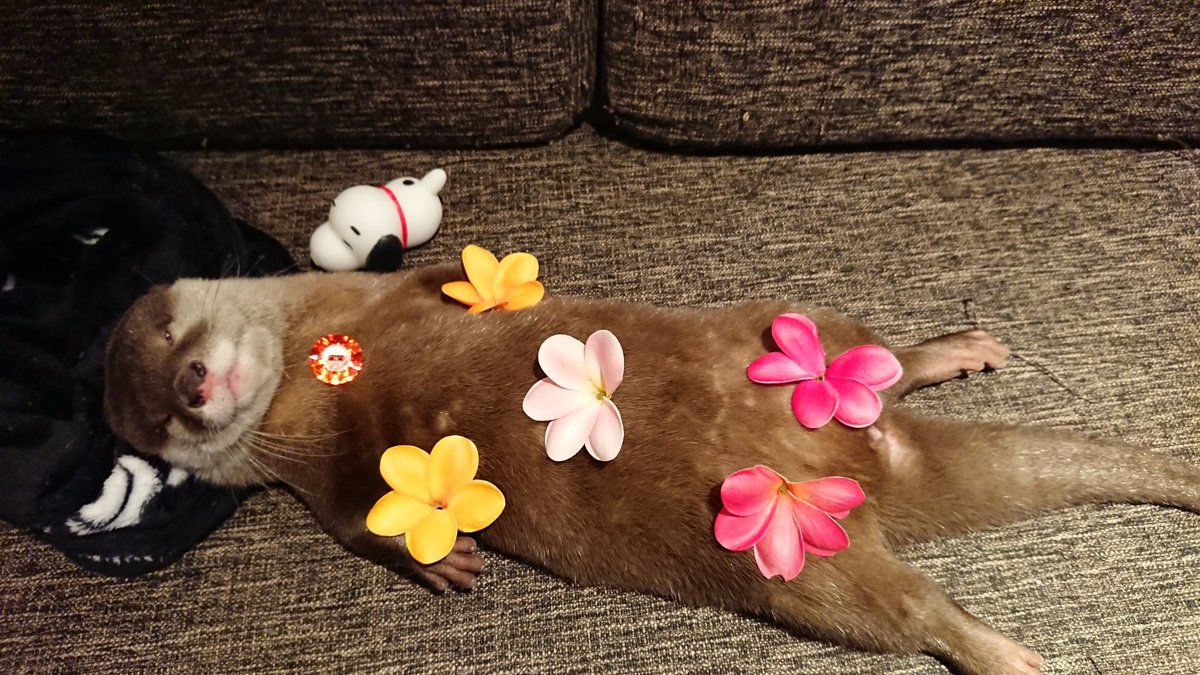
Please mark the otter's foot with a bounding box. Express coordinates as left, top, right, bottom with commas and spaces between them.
891, 329, 1009, 399
980, 631, 1045, 675
408, 536, 485, 593
764, 545, 1042, 675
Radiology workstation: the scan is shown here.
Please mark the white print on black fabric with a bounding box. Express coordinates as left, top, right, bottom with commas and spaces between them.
65, 454, 187, 535
86, 554, 159, 564
72, 226, 109, 246
2, 273, 14, 293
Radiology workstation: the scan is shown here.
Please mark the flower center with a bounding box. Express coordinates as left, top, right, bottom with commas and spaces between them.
595, 388, 609, 401
777, 483, 789, 496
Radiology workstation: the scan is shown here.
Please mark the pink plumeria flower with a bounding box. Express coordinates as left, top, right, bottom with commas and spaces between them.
747, 313, 902, 429
714, 465, 865, 580
522, 330, 625, 461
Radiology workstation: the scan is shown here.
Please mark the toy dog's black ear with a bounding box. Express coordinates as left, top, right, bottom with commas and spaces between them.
363, 235, 405, 273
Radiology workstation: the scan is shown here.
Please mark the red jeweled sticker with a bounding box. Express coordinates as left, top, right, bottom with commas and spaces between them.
309, 334, 364, 386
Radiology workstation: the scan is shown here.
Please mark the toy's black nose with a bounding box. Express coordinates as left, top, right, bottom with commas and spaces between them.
175, 360, 207, 408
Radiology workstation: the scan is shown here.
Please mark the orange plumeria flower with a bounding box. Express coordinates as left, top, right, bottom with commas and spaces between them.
365, 436, 506, 565
442, 244, 545, 314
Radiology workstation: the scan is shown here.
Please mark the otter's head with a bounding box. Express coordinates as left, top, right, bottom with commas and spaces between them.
104, 279, 285, 486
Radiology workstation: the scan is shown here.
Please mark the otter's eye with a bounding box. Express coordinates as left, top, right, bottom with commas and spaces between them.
164, 330, 174, 345
402, 178, 415, 185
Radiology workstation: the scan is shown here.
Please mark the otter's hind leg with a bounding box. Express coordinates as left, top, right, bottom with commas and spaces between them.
758, 544, 1043, 674
872, 413, 1200, 545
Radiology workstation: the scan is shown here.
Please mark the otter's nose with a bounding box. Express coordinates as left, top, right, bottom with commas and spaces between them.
175, 360, 207, 408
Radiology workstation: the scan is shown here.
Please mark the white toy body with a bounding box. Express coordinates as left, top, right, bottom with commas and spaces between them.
310, 169, 446, 271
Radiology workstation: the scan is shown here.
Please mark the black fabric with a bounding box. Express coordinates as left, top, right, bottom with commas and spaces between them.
0, 132, 296, 576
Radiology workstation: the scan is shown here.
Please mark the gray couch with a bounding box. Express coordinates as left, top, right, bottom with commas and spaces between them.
2, 2, 1197, 672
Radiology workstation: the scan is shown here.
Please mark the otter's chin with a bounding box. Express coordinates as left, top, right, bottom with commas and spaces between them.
159, 410, 278, 488
190, 451, 272, 488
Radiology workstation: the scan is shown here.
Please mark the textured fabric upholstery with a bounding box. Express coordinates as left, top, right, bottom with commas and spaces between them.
0, 0, 595, 148
604, 1, 1200, 148
2, 126, 1196, 673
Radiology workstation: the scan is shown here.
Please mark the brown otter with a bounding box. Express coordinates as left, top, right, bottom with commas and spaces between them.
103, 263, 1199, 675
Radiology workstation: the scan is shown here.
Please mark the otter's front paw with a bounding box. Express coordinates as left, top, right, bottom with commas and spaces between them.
410, 536, 485, 593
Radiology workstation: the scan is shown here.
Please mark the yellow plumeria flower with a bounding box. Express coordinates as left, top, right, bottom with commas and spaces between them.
365, 435, 506, 565
442, 244, 545, 314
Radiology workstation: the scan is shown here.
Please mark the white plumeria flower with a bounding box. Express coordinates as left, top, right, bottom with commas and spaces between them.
522, 330, 625, 461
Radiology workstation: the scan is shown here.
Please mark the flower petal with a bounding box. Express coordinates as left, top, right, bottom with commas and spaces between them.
494, 252, 539, 299
828, 377, 883, 428
461, 244, 499, 304
791, 379, 838, 429
720, 465, 784, 516
788, 477, 866, 518
714, 503, 775, 551
406, 509, 459, 564
771, 314, 826, 377
441, 280, 482, 307
826, 345, 903, 392
501, 280, 544, 311
523, 379, 594, 421
445, 480, 506, 533
752, 500, 805, 580
792, 500, 851, 555
365, 491, 434, 537
584, 398, 624, 461
379, 445, 432, 502
544, 404, 601, 461
747, 352, 809, 384
428, 435, 479, 502
805, 544, 840, 558
584, 329, 625, 394
537, 334, 592, 391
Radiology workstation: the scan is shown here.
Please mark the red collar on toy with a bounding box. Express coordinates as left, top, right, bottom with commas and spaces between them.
378, 186, 409, 248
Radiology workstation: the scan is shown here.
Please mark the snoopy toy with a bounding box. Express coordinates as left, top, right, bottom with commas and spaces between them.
309, 169, 446, 272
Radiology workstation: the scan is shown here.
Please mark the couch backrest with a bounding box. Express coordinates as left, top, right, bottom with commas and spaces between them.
4, 1, 1198, 150
0, 0, 594, 149
603, 1, 1200, 148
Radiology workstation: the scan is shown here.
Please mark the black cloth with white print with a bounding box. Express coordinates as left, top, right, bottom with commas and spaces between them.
0, 131, 295, 576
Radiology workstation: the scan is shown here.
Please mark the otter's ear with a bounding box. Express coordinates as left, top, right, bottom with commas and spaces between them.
363, 235, 405, 273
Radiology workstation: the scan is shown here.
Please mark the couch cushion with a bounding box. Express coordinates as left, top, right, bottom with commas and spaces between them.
604, 1, 1200, 147
2, 126, 1197, 672
0, 0, 594, 148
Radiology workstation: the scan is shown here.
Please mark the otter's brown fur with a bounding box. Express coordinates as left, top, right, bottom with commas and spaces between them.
104, 264, 1199, 675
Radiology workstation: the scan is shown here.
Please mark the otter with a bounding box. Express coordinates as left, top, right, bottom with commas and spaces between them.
103, 264, 1199, 675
